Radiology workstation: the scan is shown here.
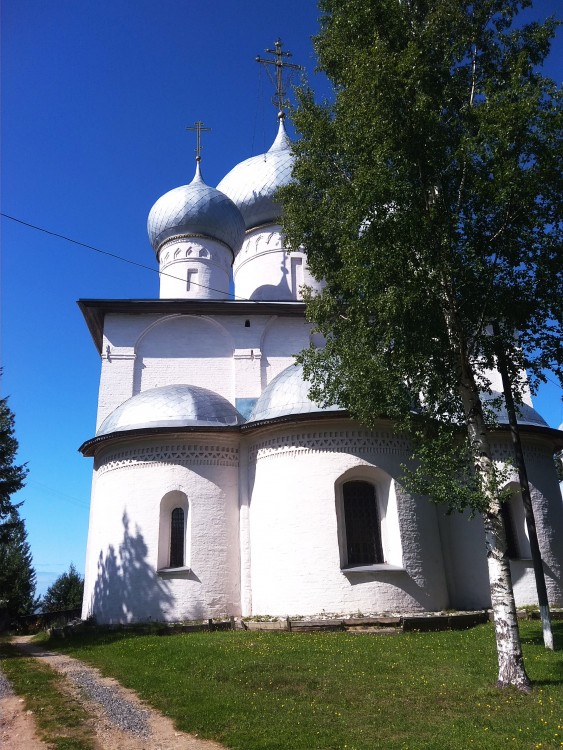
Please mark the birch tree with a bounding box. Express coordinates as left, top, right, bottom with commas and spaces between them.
281, 0, 562, 691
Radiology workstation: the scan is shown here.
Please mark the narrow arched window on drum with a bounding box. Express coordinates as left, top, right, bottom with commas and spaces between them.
170, 507, 185, 568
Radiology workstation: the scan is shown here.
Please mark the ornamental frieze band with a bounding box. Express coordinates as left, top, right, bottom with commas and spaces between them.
249, 430, 412, 463
96, 443, 239, 474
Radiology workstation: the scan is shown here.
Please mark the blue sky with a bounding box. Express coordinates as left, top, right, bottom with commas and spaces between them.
2, 0, 562, 598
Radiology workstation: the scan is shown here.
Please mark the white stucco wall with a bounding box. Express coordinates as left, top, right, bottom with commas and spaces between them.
437, 434, 563, 609
96, 312, 312, 429
504, 439, 563, 607
132, 315, 234, 400
260, 317, 312, 387
158, 237, 232, 300
233, 225, 324, 302
85, 303, 562, 622
82, 433, 241, 623
245, 420, 449, 616
437, 509, 491, 610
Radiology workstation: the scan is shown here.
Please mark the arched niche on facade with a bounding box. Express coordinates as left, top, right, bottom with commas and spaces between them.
133, 315, 234, 400
157, 490, 190, 571
259, 317, 311, 388
500, 481, 532, 560
334, 465, 403, 570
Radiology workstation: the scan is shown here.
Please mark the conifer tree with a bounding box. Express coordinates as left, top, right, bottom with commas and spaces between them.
0, 507, 38, 618
282, 0, 562, 691
0, 395, 28, 543
42, 563, 84, 613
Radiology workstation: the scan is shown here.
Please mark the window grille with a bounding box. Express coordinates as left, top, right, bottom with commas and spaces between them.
170, 507, 185, 567
343, 481, 383, 565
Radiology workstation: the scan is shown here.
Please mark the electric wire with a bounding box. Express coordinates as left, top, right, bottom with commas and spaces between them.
27, 480, 90, 510
0, 212, 253, 301
2, 214, 561, 404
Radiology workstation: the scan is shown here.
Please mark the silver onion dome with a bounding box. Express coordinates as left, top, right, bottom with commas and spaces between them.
217, 118, 294, 231
96, 384, 245, 436
147, 162, 245, 256
248, 363, 343, 423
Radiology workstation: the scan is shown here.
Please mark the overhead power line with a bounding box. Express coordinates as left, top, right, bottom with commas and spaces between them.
1, 212, 251, 301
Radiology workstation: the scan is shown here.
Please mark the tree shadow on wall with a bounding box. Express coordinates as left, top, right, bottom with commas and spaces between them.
89, 512, 174, 623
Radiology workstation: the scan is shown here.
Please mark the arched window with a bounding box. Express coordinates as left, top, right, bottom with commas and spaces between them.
158, 491, 189, 571
169, 507, 185, 568
500, 485, 531, 560
500, 501, 519, 558
343, 480, 383, 565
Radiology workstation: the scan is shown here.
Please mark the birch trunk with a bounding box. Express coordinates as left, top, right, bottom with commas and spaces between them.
458, 355, 532, 692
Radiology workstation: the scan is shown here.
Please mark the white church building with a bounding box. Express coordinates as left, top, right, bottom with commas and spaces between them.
79, 113, 563, 624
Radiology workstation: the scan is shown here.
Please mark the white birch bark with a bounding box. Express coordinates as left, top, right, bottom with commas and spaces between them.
458, 355, 532, 692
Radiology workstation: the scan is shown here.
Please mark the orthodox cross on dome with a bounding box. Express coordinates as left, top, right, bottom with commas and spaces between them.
186, 120, 211, 162
256, 39, 303, 119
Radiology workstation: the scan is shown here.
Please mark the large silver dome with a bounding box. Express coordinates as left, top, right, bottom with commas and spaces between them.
217, 118, 294, 231
483, 392, 548, 428
97, 384, 245, 436
147, 163, 245, 256
246, 368, 549, 428
248, 363, 343, 423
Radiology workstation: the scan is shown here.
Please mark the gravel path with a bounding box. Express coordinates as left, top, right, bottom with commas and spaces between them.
70, 666, 150, 737
9, 636, 226, 750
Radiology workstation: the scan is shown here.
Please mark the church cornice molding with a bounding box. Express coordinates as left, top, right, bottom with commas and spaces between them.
248, 428, 412, 464
95, 442, 240, 474
156, 232, 234, 259
78, 299, 306, 353
80, 425, 240, 457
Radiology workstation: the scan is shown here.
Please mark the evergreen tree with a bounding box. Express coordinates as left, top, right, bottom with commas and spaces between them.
282, 0, 562, 691
42, 563, 84, 612
0, 395, 28, 543
0, 507, 38, 618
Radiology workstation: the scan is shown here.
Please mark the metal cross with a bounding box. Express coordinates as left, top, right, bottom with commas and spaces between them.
186, 120, 211, 161
256, 39, 303, 116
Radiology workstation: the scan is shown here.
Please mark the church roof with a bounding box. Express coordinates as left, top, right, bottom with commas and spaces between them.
96, 384, 245, 436
147, 162, 245, 255
245, 366, 551, 429
483, 392, 549, 428
217, 118, 294, 231
247, 362, 343, 423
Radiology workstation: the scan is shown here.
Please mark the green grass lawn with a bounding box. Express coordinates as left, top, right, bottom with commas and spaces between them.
46, 621, 563, 750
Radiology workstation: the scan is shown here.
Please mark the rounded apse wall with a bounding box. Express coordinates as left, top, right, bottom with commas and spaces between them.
82, 433, 241, 623
245, 420, 450, 617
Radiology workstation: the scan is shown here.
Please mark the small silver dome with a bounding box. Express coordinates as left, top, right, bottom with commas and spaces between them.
217, 119, 294, 231
483, 392, 548, 427
147, 163, 245, 255
96, 384, 245, 436
248, 363, 342, 423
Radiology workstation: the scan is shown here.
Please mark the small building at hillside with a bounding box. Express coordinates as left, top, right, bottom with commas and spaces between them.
79, 113, 563, 624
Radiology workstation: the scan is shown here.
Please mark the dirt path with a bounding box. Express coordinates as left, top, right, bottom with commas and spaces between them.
9, 636, 227, 750
0, 692, 50, 750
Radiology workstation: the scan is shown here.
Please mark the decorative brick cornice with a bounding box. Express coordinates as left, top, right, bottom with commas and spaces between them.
249, 429, 411, 463
96, 442, 239, 474
491, 443, 550, 463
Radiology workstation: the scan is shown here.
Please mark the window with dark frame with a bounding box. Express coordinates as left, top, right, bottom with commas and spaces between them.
343, 480, 383, 565
170, 507, 185, 568
500, 501, 519, 559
